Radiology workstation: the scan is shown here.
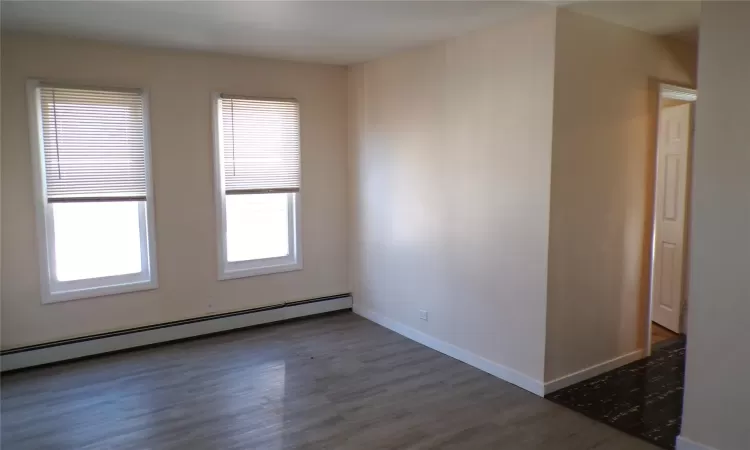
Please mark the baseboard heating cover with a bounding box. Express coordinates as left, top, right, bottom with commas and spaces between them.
1, 294, 352, 372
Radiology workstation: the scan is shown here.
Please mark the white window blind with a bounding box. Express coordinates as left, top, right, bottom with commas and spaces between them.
220, 95, 300, 194
39, 85, 147, 202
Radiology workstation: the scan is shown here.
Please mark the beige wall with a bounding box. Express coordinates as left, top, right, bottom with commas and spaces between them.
1, 34, 349, 349
349, 9, 558, 382
0, 31, 3, 337
544, 10, 697, 381
680, 3, 750, 450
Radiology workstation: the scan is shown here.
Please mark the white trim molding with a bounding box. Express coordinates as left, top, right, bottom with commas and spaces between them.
543, 349, 645, 395
355, 307, 545, 396
660, 83, 698, 102
354, 307, 646, 397
676, 436, 720, 450
1, 295, 351, 372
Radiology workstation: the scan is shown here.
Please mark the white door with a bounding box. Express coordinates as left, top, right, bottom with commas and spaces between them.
651, 103, 692, 333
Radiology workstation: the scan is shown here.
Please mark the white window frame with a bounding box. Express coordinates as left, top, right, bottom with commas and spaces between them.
27, 80, 159, 303
211, 93, 302, 280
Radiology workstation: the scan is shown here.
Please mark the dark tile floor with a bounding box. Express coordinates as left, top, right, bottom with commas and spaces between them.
547, 337, 686, 450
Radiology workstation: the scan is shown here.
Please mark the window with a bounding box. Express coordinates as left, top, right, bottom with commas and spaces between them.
28, 82, 157, 303
213, 94, 301, 279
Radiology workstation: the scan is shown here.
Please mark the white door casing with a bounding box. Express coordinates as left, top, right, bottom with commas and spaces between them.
651, 102, 692, 333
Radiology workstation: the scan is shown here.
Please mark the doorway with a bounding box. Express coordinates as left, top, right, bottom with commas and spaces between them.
646, 83, 697, 354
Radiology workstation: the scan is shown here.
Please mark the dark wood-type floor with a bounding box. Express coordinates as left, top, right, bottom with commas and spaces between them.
2, 312, 659, 450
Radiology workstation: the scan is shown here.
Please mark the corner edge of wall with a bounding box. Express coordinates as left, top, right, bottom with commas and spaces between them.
354, 306, 545, 397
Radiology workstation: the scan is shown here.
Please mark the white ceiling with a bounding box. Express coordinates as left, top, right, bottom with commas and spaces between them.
0, 1, 701, 65
0, 1, 550, 65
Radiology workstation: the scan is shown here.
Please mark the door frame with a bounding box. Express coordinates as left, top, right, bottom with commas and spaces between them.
644, 83, 697, 356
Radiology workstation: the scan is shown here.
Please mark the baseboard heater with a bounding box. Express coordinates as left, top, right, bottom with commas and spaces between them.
0, 294, 352, 372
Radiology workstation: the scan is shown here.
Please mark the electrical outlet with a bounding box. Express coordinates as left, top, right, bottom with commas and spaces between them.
419, 310, 428, 321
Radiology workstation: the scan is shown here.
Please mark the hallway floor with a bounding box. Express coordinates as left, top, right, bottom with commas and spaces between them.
546, 337, 686, 450
651, 323, 679, 346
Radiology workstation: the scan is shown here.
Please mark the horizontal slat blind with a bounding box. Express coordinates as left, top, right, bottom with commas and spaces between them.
220, 95, 300, 194
39, 86, 147, 202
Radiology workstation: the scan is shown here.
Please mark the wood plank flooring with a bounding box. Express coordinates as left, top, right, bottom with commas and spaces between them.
1, 312, 660, 450
652, 323, 679, 346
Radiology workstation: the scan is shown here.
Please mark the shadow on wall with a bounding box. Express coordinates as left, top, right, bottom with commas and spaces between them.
544, 9, 698, 383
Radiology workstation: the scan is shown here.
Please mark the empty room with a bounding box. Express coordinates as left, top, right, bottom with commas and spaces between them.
1, 2, 748, 450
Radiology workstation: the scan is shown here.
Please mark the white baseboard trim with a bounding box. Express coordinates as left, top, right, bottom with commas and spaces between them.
676, 436, 720, 450
355, 307, 545, 396
544, 348, 644, 395
1, 295, 352, 372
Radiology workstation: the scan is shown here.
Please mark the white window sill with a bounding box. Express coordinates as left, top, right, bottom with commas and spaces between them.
219, 261, 302, 281
44, 279, 158, 304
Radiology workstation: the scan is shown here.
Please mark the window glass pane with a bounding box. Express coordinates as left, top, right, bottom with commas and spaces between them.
52, 202, 143, 281
226, 193, 290, 262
